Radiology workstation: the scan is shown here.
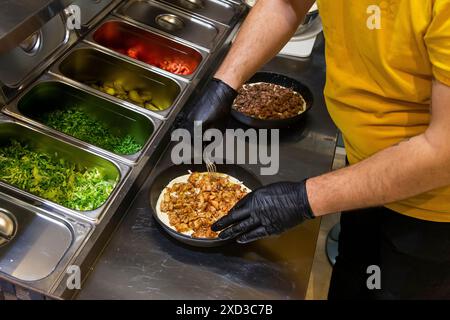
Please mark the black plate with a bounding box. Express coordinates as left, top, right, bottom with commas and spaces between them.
231, 72, 314, 129
149, 163, 262, 247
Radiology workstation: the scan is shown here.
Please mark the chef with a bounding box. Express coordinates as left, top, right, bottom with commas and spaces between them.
186, 0, 450, 299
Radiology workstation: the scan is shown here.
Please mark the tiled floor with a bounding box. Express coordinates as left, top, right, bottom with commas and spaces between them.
306, 147, 346, 300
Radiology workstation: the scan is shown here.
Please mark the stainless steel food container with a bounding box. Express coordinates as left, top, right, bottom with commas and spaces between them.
0, 115, 130, 223
49, 43, 188, 120
85, 18, 209, 82
154, 0, 245, 26
0, 192, 92, 294
3, 74, 162, 165
65, 0, 121, 34
0, 14, 78, 105
115, 0, 227, 51
0, 0, 73, 53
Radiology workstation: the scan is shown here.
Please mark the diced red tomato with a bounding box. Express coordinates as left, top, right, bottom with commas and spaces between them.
127, 47, 140, 59
122, 45, 192, 75
159, 58, 192, 75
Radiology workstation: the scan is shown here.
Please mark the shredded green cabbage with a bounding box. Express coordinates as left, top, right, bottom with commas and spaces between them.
0, 140, 117, 211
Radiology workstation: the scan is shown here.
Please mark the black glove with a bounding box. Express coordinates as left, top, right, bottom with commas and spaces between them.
211, 180, 315, 244
185, 78, 237, 133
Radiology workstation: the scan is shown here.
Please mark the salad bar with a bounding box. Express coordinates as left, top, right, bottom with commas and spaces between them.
0, 0, 247, 299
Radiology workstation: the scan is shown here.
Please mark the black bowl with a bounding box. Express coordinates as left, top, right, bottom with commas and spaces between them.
231, 72, 314, 129
149, 162, 262, 247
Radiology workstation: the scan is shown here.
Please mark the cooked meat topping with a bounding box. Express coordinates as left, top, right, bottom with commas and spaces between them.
233, 82, 306, 120
160, 172, 249, 239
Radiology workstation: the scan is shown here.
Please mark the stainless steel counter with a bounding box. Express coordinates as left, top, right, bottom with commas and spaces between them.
77, 34, 338, 300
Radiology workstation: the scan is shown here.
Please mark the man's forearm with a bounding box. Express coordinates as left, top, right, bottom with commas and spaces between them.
307, 81, 450, 217
215, 0, 314, 90
306, 135, 449, 216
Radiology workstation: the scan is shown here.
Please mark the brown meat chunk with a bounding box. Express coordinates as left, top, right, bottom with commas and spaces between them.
233, 82, 306, 120
160, 173, 249, 239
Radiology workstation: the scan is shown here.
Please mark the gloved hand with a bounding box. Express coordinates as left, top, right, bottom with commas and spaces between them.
185, 78, 237, 132
211, 180, 315, 244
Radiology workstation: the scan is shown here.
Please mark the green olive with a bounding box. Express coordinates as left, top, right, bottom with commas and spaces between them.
145, 102, 160, 111
140, 91, 153, 101
129, 90, 144, 104
105, 88, 116, 96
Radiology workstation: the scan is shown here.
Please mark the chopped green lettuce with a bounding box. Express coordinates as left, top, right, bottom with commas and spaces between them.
0, 140, 117, 211
39, 108, 142, 155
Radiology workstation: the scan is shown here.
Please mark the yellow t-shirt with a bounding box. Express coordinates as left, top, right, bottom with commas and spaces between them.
316, 0, 450, 222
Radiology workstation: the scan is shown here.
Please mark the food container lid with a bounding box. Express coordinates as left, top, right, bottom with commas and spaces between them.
0, 210, 16, 247
0, 0, 71, 53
